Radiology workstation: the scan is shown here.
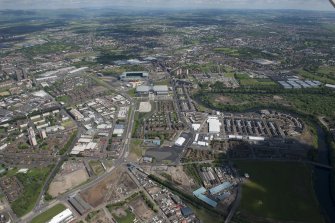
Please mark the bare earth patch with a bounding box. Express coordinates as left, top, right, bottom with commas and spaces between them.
48, 167, 89, 197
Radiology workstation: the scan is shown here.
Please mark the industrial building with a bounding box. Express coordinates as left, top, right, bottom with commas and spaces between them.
68, 194, 91, 215
113, 124, 125, 137
193, 187, 217, 207
71, 135, 98, 155
180, 207, 194, 217
153, 85, 169, 95
207, 116, 221, 134
209, 182, 232, 195
120, 71, 149, 81
136, 85, 169, 96
136, 85, 151, 96
175, 137, 186, 146
48, 208, 74, 223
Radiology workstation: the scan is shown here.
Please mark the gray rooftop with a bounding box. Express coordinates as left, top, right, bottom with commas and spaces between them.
136, 85, 151, 92
153, 85, 168, 92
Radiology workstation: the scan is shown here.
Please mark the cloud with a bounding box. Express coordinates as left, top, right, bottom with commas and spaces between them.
0, 0, 331, 10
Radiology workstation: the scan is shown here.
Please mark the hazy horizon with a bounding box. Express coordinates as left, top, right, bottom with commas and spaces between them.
0, 0, 332, 11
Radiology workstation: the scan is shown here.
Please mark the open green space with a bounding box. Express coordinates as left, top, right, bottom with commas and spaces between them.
235, 161, 323, 223
89, 160, 105, 175
214, 47, 276, 60
59, 131, 77, 155
234, 73, 277, 86
154, 79, 170, 85
11, 167, 52, 217
55, 95, 71, 105
31, 203, 66, 223
21, 42, 78, 56
130, 139, 144, 158
214, 47, 240, 57
298, 67, 335, 85
127, 88, 136, 97
111, 209, 135, 223
183, 164, 202, 185
322, 24, 335, 33
196, 87, 335, 118
224, 72, 235, 78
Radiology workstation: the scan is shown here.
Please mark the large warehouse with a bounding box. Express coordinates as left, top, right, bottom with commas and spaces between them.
120, 71, 149, 81
136, 85, 169, 96
207, 116, 221, 134
48, 208, 74, 223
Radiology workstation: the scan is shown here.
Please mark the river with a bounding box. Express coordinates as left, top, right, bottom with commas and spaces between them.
314, 126, 335, 223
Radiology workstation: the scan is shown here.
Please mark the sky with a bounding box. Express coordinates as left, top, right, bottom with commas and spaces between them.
0, 0, 332, 11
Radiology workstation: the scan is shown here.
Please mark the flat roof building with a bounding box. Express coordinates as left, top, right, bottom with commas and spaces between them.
181, 207, 193, 217
209, 182, 232, 195
153, 85, 169, 95
136, 85, 151, 95
175, 137, 186, 146
68, 195, 90, 215
207, 116, 221, 134
136, 85, 169, 96
193, 187, 217, 207
48, 209, 73, 223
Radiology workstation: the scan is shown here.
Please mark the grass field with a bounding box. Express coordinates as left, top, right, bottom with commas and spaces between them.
11, 167, 52, 217
21, 42, 78, 56
224, 72, 235, 78
298, 67, 335, 85
214, 47, 240, 57
56, 95, 71, 105
127, 88, 136, 97
235, 73, 276, 86
235, 161, 324, 223
89, 160, 105, 175
31, 204, 66, 223
130, 139, 143, 157
111, 209, 135, 223
203, 90, 335, 118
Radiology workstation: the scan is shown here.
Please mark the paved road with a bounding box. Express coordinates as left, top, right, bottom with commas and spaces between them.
225, 184, 242, 223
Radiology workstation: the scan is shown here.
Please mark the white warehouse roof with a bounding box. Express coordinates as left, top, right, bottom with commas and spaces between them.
48, 208, 73, 223
175, 137, 186, 146
248, 136, 265, 141
207, 116, 221, 134
192, 124, 201, 131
